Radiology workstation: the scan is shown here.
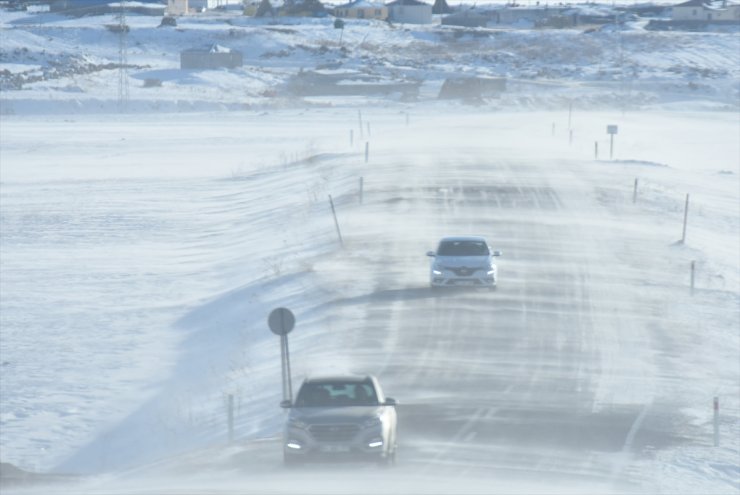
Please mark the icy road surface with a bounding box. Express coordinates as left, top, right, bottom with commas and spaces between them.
1, 109, 738, 494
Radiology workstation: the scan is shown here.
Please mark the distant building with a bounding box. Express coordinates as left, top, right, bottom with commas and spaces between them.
492, 6, 571, 25
187, 0, 246, 11
672, 0, 740, 21
334, 0, 388, 20
286, 69, 420, 98
167, 0, 189, 15
180, 44, 243, 69
50, 0, 165, 15
438, 76, 506, 100
387, 0, 432, 24
280, 0, 327, 17
440, 10, 489, 27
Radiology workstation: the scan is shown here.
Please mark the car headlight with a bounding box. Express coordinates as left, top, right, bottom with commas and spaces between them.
432, 269, 442, 275
361, 416, 382, 429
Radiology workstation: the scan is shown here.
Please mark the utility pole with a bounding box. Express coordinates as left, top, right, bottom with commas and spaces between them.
117, 1, 129, 112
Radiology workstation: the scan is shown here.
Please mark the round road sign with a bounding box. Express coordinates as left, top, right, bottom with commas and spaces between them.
268, 307, 295, 336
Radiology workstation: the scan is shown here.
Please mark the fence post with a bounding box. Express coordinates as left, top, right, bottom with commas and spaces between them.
633, 178, 638, 203
365, 142, 369, 163
329, 195, 344, 247
595, 141, 599, 160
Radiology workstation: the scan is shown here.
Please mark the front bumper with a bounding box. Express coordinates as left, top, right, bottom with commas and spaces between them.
283, 426, 388, 462
431, 268, 496, 287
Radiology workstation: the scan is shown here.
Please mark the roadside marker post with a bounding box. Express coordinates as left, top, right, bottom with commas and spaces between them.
714, 396, 720, 447
359, 177, 364, 204
690, 260, 696, 295
595, 141, 599, 160
568, 101, 573, 130
365, 142, 369, 163
329, 195, 344, 247
633, 178, 638, 203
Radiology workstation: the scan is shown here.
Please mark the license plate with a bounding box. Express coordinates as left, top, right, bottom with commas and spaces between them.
455, 280, 475, 286
319, 445, 351, 453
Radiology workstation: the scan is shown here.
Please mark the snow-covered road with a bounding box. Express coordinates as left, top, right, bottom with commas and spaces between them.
1, 108, 738, 494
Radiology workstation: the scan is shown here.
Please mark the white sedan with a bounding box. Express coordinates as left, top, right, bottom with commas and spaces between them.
427, 236, 502, 289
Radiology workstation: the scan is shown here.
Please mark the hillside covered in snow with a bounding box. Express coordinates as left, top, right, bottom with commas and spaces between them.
1, 4, 738, 113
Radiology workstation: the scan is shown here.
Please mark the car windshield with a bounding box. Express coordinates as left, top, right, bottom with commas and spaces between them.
437, 240, 490, 256
295, 381, 378, 407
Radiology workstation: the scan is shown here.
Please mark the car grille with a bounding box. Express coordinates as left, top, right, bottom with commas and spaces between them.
447, 266, 483, 276
308, 424, 360, 442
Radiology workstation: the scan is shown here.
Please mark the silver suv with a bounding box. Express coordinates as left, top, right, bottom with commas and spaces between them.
427, 235, 502, 289
281, 375, 398, 466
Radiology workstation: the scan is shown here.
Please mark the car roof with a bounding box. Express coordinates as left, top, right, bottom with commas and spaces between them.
439, 236, 488, 243
303, 375, 374, 384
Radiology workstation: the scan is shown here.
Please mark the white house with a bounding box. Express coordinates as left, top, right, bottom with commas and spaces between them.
387, 0, 432, 24
334, 0, 388, 20
672, 0, 740, 21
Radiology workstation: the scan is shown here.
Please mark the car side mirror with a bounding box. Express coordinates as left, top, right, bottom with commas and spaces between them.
426, 251, 436, 257
492, 251, 503, 257
280, 400, 292, 408
384, 397, 397, 407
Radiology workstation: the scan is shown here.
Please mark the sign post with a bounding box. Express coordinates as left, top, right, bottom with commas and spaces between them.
607, 124, 618, 159
269, 307, 295, 403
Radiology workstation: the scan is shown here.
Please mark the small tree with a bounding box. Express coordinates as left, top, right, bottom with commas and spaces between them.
432, 0, 452, 14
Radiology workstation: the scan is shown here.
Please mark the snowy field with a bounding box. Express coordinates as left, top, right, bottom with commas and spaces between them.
1, 5, 739, 495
